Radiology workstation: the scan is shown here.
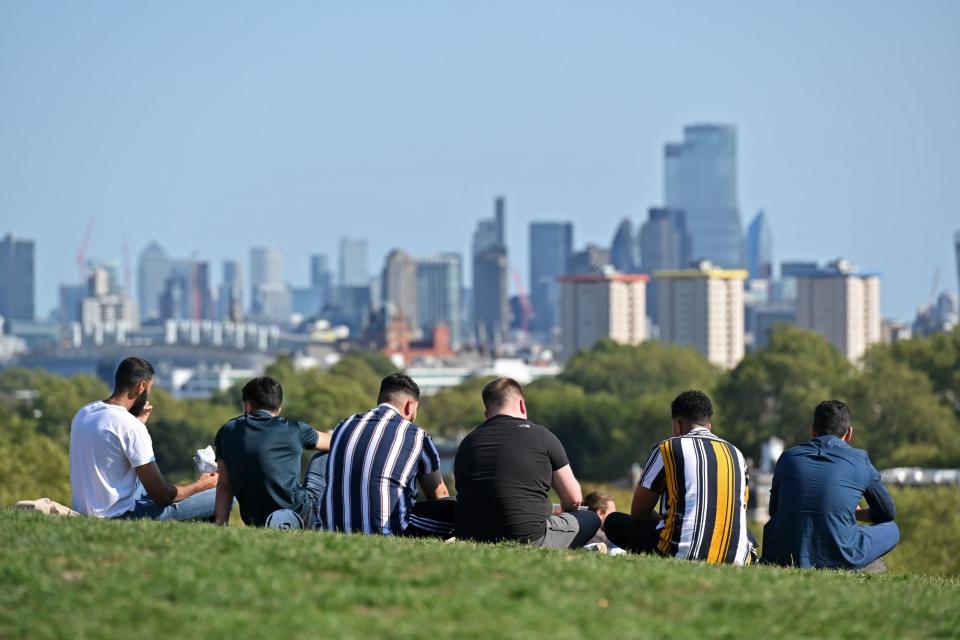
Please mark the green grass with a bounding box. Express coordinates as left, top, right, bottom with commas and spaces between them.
1, 509, 959, 639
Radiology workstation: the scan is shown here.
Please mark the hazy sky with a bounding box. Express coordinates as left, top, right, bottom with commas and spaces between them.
2, 2, 958, 320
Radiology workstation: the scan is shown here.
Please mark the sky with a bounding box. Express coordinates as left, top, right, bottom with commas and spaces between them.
1, 1, 959, 321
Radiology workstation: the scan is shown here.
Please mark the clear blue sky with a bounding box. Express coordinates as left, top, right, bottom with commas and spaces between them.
2, 2, 958, 320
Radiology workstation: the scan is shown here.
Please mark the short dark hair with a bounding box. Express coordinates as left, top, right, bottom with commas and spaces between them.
114, 357, 155, 393
378, 373, 420, 404
671, 390, 713, 424
242, 376, 283, 412
481, 377, 524, 411
812, 400, 851, 438
583, 491, 614, 512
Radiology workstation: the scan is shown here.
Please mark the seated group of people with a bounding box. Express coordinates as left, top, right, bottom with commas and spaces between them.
68, 356, 900, 570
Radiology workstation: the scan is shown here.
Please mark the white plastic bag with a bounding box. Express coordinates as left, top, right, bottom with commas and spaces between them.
193, 445, 217, 473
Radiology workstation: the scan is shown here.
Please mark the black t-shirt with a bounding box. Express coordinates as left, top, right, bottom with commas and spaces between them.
214, 410, 319, 526
453, 414, 570, 542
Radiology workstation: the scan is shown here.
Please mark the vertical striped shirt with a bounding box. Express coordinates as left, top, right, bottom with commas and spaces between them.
639, 426, 752, 565
319, 403, 441, 535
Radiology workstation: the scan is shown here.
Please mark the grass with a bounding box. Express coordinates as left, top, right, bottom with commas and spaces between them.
1, 509, 959, 639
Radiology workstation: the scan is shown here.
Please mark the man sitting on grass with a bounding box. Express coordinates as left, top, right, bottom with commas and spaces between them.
70, 357, 218, 521
454, 378, 600, 549
604, 390, 753, 564
213, 376, 331, 527
318, 373, 454, 537
761, 400, 899, 570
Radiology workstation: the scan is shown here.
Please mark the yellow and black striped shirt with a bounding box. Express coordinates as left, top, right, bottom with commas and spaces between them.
639, 426, 752, 564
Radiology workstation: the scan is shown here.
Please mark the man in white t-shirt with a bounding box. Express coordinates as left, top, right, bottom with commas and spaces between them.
69, 357, 218, 520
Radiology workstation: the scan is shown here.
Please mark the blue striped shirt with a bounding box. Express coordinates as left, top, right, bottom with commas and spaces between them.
319, 403, 441, 535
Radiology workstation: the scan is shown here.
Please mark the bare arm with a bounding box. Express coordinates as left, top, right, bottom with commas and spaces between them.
214, 460, 233, 526
630, 485, 661, 521
135, 462, 218, 507
313, 430, 332, 452
418, 470, 449, 500
552, 464, 582, 512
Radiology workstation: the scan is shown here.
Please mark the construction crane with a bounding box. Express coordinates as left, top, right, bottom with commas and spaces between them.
75, 217, 95, 283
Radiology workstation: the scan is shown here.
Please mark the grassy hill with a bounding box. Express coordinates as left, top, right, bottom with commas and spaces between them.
1, 509, 958, 639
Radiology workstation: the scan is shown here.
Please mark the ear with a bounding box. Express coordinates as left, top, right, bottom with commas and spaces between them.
519, 398, 527, 418
843, 425, 854, 443
403, 398, 415, 420
672, 418, 682, 437
242, 401, 252, 415
810, 423, 817, 439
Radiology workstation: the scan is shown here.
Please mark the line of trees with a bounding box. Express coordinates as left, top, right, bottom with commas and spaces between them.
1, 325, 959, 508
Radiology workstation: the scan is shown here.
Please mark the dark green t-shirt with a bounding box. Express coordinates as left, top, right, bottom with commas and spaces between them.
214, 410, 319, 526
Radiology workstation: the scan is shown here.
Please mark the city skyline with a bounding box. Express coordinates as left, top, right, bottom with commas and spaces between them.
2, 3, 959, 321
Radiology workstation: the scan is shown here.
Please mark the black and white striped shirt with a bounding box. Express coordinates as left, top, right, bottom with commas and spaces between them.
319, 403, 441, 535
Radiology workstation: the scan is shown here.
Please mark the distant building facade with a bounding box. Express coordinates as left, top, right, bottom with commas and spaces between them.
339, 238, 368, 289
664, 124, 743, 268
0, 234, 35, 324
610, 219, 638, 274
746, 209, 773, 280
529, 221, 573, 337
137, 241, 170, 322
654, 262, 747, 368
640, 207, 690, 324
795, 259, 881, 362
416, 254, 462, 348
382, 249, 419, 335
559, 272, 648, 360
472, 196, 509, 352
569, 244, 611, 275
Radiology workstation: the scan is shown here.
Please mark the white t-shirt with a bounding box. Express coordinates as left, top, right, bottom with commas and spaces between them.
69, 401, 156, 518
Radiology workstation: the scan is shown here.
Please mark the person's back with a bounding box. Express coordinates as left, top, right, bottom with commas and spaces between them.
319, 373, 451, 536
604, 390, 752, 564
454, 415, 562, 542
762, 401, 898, 570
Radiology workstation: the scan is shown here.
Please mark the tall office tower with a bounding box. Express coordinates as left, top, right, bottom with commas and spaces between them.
137, 241, 171, 322
664, 124, 743, 268
610, 219, 638, 273
745, 210, 773, 280
310, 253, 333, 309
795, 259, 881, 362
654, 262, 747, 368
218, 260, 244, 322
381, 249, 419, 333
250, 246, 286, 321
339, 238, 369, 288
773, 260, 820, 302
559, 273, 648, 360
569, 244, 611, 275
0, 234, 35, 324
159, 260, 214, 321
250, 246, 283, 295
81, 266, 139, 340
639, 207, 690, 323
58, 284, 86, 324
416, 253, 462, 347
529, 222, 573, 337
955, 230, 960, 297
472, 196, 509, 352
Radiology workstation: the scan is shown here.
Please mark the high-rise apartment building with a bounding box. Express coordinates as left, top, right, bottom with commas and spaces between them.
640, 207, 690, 323
0, 234, 35, 323
746, 210, 773, 280
559, 273, 648, 360
654, 262, 747, 368
664, 124, 743, 268
472, 196, 509, 352
382, 249, 419, 334
137, 241, 170, 322
795, 259, 881, 362
610, 219, 638, 274
529, 221, 573, 337
416, 254, 462, 347
339, 238, 369, 288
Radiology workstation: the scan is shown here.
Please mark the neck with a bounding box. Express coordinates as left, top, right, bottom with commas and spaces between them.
105, 392, 134, 411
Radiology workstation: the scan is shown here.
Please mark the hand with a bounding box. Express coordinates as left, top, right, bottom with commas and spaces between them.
137, 402, 154, 425
195, 472, 218, 491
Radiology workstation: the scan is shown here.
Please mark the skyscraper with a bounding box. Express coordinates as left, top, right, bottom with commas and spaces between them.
219, 260, 243, 322
472, 196, 509, 352
569, 245, 611, 275
160, 260, 213, 321
381, 249, 419, 334
745, 209, 773, 280
795, 259, 881, 362
249, 247, 289, 323
310, 253, 333, 310
416, 253, 462, 347
640, 207, 690, 323
610, 219, 638, 273
559, 273, 648, 360
654, 262, 747, 368
529, 221, 573, 336
339, 238, 369, 288
954, 230, 960, 297
664, 124, 743, 268
0, 234, 35, 323
137, 241, 170, 322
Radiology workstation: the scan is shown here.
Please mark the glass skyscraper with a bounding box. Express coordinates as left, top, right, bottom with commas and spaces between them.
529, 221, 573, 336
664, 124, 744, 268
745, 209, 773, 280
